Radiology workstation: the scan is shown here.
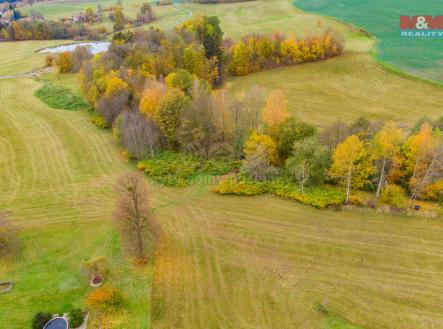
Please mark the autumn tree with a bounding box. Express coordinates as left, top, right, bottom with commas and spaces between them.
242, 144, 279, 181
266, 117, 316, 162
402, 123, 443, 203
137, 3, 155, 23
99, 76, 130, 125
228, 41, 252, 76
286, 137, 329, 194
113, 8, 125, 32
329, 135, 375, 204
178, 80, 231, 158
139, 80, 167, 118
120, 110, 159, 159
72, 45, 93, 72
56, 51, 73, 73
114, 172, 153, 263
165, 69, 195, 95
371, 122, 403, 199
262, 90, 288, 127
190, 16, 224, 86
319, 120, 349, 154
241, 131, 279, 181
85, 7, 94, 23
156, 88, 187, 149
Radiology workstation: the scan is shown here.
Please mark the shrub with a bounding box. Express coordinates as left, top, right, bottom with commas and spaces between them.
380, 184, 408, 208
137, 152, 240, 187
45, 54, 56, 67
68, 308, 84, 328
199, 158, 241, 175
270, 181, 346, 209
35, 82, 89, 111
91, 115, 109, 129
85, 284, 123, 312
213, 176, 346, 208
32, 312, 52, 329
423, 180, 443, 203
56, 51, 74, 73
348, 195, 365, 207
81, 256, 108, 279
137, 151, 200, 186
213, 176, 268, 196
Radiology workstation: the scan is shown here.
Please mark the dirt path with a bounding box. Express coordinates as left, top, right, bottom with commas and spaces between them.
0, 67, 54, 79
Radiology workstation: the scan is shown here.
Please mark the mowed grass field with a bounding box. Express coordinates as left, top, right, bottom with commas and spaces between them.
296, 0, 443, 82
228, 50, 443, 126
0, 40, 69, 76
1, 1, 443, 328
0, 77, 153, 328
183, 0, 349, 40
151, 188, 443, 329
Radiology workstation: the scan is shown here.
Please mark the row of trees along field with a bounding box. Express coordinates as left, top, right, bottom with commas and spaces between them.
50, 16, 442, 211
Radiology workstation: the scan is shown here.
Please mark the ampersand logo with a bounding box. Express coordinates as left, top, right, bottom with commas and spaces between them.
415, 16, 429, 29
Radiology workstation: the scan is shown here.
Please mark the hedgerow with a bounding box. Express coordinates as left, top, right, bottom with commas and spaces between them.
137, 152, 240, 187
213, 175, 346, 209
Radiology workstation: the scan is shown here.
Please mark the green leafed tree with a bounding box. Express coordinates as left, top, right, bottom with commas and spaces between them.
286, 137, 329, 194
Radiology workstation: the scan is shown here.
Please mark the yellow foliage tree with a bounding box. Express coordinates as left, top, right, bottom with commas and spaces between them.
372, 121, 404, 199
243, 131, 278, 165
139, 80, 166, 118
104, 76, 129, 97
402, 123, 442, 201
329, 135, 374, 203
56, 52, 73, 73
280, 38, 300, 64
262, 90, 288, 127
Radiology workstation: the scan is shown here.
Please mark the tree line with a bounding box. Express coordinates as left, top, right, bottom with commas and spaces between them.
227, 31, 343, 76
63, 16, 443, 209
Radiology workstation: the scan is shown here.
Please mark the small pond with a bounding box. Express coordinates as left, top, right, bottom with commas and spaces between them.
43, 317, 68, 329
39, 42, 110, 55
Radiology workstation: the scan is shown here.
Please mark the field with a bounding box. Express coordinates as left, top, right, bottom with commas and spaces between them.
2, 75, 442, 329
0, 40, 68, 76
19, 0, 188, 33
182, 0, 349, 40
0, 77, 152, 328
152, 189, 443, 329
20, 0, 148, 21
227, 51, 443, 126
1, 0, 443, 328
296, 0, 443, 82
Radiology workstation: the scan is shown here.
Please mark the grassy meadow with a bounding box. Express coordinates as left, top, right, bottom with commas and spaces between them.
182, 0, 350, 40
0, 40, 68, 76
1, 0, 443, 328
227, 50, 443, 126
19, 0, 188, 33
296, 0, 443, 82
0, 77, 152, 328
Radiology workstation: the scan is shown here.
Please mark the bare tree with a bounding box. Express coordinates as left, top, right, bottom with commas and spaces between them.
121, 110, 159, 159
98, 88, 129, 126
0, 213, 20, 259
114, 172, 153, 263
319, 120, 350, 154
72, 45, 93, 72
